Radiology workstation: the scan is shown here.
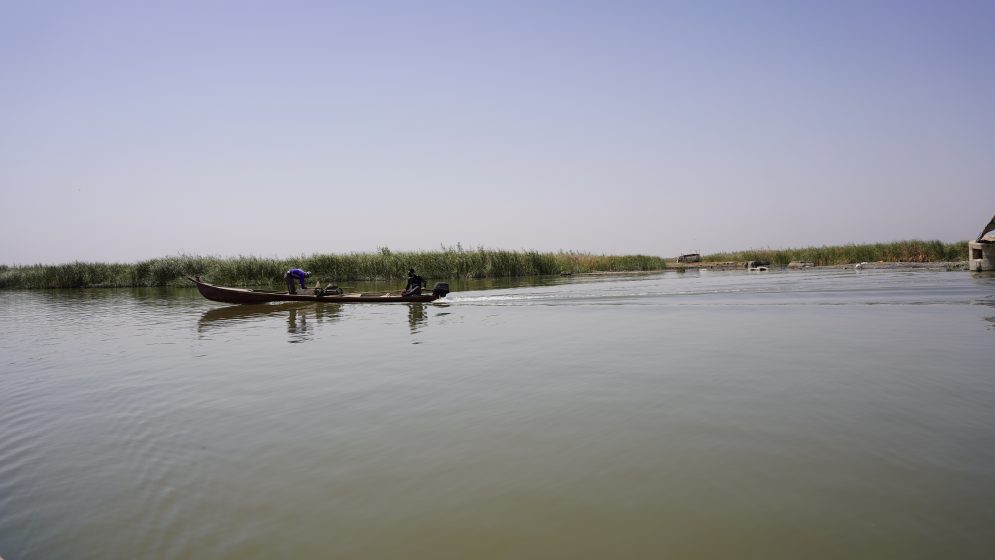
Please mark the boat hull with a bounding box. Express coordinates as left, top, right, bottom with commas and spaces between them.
188, 277, 445, 305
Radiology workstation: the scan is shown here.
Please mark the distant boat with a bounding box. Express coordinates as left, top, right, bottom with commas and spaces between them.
188, 276, 450, 305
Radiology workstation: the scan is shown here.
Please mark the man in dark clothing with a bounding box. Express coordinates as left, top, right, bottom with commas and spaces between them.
403, 268, 425, 296
284, 268, 311, 294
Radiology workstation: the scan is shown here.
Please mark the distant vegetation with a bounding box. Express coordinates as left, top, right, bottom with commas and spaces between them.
699, 240, 968, 266
0, 246, 668, 289
1, 240, 970, 290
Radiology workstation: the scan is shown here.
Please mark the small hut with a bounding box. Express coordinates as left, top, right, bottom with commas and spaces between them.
968, 214, 995, 272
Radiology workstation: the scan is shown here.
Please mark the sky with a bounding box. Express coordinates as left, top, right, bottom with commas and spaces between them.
2, 0, 993, 265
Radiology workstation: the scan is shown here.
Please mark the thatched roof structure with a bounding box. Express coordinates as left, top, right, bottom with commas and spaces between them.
976, 215, 995, 242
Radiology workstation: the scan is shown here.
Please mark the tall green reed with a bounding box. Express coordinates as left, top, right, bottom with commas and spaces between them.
2, 240, 969, 290
1, 247, 669, 289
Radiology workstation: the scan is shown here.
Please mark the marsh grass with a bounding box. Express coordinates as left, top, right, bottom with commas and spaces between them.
1, 247, 668, 289
702, 240, 968, 266
2, 240, 968, 289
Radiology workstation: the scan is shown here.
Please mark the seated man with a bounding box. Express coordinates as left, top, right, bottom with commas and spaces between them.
284, 268, 311, 294
402, 268, 425, 296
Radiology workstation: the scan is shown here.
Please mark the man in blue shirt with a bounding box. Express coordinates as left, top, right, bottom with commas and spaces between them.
284, 268, 311, 294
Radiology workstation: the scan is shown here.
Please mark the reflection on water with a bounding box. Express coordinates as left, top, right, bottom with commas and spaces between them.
198, 302, 343, 343
407, 303, 426, 336
287, 307, 308, 342
198, 302, 311, 325
197, 300, 441, 343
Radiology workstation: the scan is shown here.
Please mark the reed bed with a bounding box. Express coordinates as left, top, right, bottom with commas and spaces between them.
702, 240, 968, 266
3, 240, 968, 290
0, 248, 668, 289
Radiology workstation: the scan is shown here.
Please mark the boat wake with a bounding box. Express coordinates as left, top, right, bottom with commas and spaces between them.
441, 269, 981, 307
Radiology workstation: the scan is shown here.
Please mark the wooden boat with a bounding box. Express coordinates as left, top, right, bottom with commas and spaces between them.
188, 276, 450, 305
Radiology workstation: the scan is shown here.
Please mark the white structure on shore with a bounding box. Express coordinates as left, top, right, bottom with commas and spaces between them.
969, 215, 995, 272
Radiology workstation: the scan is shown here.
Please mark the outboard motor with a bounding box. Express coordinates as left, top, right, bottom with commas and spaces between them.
432, 282, 450, 298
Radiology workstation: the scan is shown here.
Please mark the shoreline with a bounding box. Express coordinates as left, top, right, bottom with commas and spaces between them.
666, 261, 970, 272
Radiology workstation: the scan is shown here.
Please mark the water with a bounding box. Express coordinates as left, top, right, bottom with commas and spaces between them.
1, 269, 993, 559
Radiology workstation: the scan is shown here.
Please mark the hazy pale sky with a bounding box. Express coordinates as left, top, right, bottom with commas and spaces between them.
2, 0, 993, 265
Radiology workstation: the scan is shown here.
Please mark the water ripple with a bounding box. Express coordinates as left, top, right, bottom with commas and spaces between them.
1, 274, 993, 558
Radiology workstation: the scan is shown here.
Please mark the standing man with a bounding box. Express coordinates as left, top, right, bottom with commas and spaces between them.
402, 268, 425, 296
284, 268, 311, 294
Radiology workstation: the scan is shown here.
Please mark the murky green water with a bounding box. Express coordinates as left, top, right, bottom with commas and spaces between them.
1, 269, 993, 559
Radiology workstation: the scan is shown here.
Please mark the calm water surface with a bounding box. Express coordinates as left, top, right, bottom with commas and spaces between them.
1, 269, 993, 559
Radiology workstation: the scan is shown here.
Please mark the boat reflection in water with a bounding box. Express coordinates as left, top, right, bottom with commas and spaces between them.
198, 301, 443, 342
197, 302, 343, 343
407, 303, 426, 335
